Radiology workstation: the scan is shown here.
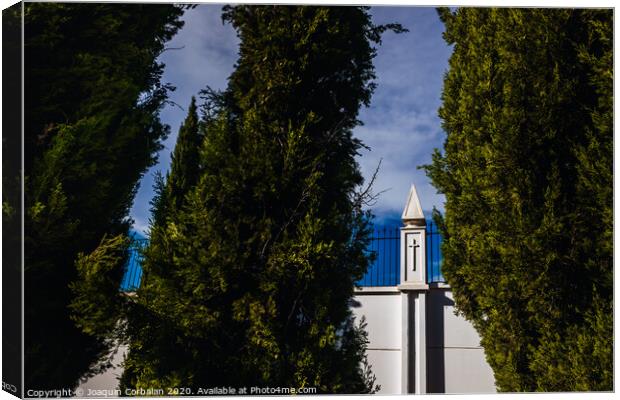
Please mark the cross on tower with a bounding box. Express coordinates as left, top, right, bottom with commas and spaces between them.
409, 238, 420, 271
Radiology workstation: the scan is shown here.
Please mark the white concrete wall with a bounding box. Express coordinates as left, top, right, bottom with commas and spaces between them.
77, 346, 127, 396
351, 289, 402, 394
353, 286, 496, 394
426, 287, 496, 394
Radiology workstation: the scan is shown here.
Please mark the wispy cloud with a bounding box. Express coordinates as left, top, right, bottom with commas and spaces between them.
355, 7, 451, 219
129, 5, 239, 234
129, 5, 451, 234
130, 215, 151, 238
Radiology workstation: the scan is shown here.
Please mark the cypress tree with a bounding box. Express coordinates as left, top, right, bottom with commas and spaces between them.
150, 97, 202, 227
424, 8, 612, 391
116, 5, 404, 393
23, 3, 184, 390
70, 97, 205, 391
167, 98, 202, 209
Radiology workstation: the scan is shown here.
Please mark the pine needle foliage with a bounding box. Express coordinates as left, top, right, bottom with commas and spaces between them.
22, 3, 185, 390
116, 5, 404, 393
150, 97, 203, 228
424, 8, 612, 391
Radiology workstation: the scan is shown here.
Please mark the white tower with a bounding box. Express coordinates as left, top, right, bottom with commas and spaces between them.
400, 184, 427, 285
399, 184, 428, 394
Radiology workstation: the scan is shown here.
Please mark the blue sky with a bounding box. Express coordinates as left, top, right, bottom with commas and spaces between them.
129, 5, 452, 234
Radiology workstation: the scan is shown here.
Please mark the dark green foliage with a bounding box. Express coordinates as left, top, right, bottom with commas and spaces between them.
69, 235, 131, 352
166, 98, 202, 211
150, 97, 202, 228
116, 5, 402, 393
23, 3, 184, 390
3, 4, 25, 391
424, 8, 612, 391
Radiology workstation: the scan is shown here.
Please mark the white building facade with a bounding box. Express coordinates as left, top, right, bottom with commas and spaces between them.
351, 184, 496, 394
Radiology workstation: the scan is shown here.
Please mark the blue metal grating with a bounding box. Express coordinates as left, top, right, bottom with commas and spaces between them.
357, 226, 400, 286
121, 222, 445, 291
426, 221, 445, 283
120, 239, 147, 292
357, 221, 445, 287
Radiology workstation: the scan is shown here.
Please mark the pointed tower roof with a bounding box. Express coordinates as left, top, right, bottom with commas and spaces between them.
402, 184, 426, 227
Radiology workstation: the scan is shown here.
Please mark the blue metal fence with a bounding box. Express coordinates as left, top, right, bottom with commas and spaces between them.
357, 227, 401, 286
120, 222, 445, 291
356, 221, 445, 287
120, 239, 147, 292
426, 221, 445, 283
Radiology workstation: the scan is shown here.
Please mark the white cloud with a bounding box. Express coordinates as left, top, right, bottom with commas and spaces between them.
130, 5, 239, 234
129, 5, 452, 234
353, 7, 451, 220
130, 216, 151, 237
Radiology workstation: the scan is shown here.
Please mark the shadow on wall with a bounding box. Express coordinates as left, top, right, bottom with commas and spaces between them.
426, 289, 454, 393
